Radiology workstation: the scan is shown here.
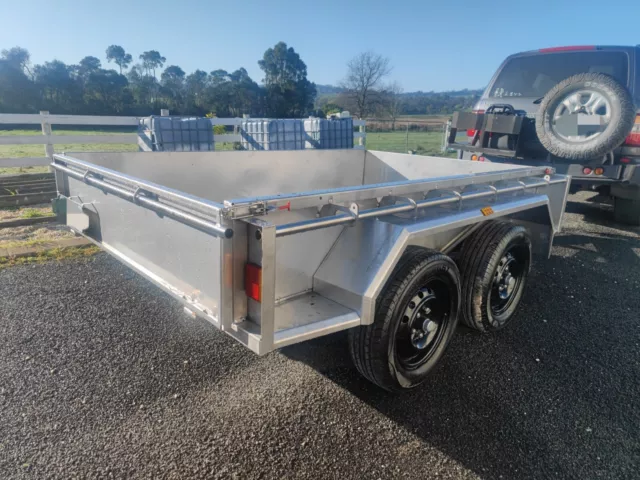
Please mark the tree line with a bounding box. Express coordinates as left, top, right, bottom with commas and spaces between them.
0, 43, 479, 121
0, 42, 316, 118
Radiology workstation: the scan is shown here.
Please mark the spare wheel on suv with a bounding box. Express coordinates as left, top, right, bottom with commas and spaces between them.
535, 73, 636, 160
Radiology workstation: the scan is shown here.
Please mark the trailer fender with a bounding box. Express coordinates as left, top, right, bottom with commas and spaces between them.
313, 193, 564, 326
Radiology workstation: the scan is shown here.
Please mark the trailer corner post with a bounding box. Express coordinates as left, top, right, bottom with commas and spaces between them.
258, 222, 276, 354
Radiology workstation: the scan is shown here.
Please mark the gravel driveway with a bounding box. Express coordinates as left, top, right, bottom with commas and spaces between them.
1, 192, 638, 479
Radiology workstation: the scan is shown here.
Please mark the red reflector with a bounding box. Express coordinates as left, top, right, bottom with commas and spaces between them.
544, 168, 553, 175
620, 157, 631, 164
624, 132, 640, 146
466, 110, 485, 138
539, 45, 595, 53
245, 263, 262, 302
583, 167, 592, 175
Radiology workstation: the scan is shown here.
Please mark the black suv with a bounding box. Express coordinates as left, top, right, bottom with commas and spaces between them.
450, 45, 640, 224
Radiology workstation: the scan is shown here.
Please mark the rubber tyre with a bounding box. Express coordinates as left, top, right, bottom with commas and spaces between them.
457, 221, 531, 333
613, 197, 640, 225
348, 247, 461, 392
535, 73, 636, 160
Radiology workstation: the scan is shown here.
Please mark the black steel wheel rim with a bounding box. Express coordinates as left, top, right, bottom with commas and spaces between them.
395, 279, 451, 371
490, 244, 527, 316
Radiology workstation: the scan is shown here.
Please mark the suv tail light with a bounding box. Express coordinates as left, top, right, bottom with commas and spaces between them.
467, 109, 485, 137
624, 115, 640, 146
539, 45, 595, 53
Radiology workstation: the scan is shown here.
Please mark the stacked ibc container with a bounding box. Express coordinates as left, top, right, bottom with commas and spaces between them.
240, 119, 305, 150
304, 117, 354, 149
141, 116, 214, 152
240, 116, 354, 151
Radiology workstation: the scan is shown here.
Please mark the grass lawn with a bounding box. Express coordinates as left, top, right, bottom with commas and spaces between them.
0, 127, 139, 174
0, 127, 238, 174
396, 114, 451, 123
365, 130, 465, 157
1, 126, 463, 175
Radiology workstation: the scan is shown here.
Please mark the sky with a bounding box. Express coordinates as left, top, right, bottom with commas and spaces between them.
1, 0, 639, 92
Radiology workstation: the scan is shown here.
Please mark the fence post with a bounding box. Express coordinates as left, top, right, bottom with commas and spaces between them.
405, 123, 409, 153
40, 111, 54, 171
359, 123, 366, 149
441, 121, 451, 153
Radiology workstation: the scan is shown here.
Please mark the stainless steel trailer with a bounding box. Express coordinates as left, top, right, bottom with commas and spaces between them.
51, 149, 570, 391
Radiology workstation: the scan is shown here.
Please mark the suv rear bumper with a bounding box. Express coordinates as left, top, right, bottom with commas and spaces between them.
459, 151, 622, 186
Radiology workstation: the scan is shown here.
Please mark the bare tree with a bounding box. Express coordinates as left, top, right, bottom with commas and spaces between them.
340, 51, 392, 119
383, 81, 404, 130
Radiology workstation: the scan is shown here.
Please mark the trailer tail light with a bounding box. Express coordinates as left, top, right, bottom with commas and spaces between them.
620, 157, 631, 164
245, 263, 262, 302
467, 110, 485, 137
624, 115, 640, 146
471, 154, 478, 161
594, 167, 604, 176
478, 156, 486, 162
583, 167, 592, 175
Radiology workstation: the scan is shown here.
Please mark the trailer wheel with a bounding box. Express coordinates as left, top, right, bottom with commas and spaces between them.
457, 221, 531, 332
348, 248, 461, 391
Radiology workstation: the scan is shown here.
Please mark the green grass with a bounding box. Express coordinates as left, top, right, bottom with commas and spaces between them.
0, 127, 239, 174
365, 130, 465, 157
21, 208, 47, 218
0, 126, 460, 176
0, 127, 139, 174
396, 114, 451, 122
0, 245, 101, 269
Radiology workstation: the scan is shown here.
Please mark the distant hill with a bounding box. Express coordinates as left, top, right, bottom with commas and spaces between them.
315, 85, 484, 115
316, 84, 483, 97
399, 88, 484, 97
316, 84, 345, 95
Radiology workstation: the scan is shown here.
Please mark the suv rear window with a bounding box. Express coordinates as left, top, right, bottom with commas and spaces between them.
490, 51, 629, 98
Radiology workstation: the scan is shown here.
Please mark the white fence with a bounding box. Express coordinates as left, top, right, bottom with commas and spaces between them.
0, 111, 367, 169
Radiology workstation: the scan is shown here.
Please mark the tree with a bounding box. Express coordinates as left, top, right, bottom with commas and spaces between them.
85, 69, 128, 112
1, 46, 32, 76
340, 51, 391, 119
105, 45, 132, 74
75, 56, 102, 81
127, 64, 159, 109
185, 69, 208, 110
139, 50, 166, 77
160, 65, 186, 110
259, 42, 316, 117
210, 69, 229, 86
382, 81, 403, 130
0, 58, 36, 112
33, 60, 80, 111
161, 65, 185, 82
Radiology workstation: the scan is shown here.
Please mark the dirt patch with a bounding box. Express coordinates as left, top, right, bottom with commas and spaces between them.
0, 223, 74, 249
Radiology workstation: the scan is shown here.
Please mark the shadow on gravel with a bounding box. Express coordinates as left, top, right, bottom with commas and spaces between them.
282, 230, 640, 479
565, 197, 613, 224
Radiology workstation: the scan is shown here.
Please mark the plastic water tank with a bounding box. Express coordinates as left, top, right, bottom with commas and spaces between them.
304, 117, 354, 149
240, 119, 305, 151
143, 116, 214, 152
